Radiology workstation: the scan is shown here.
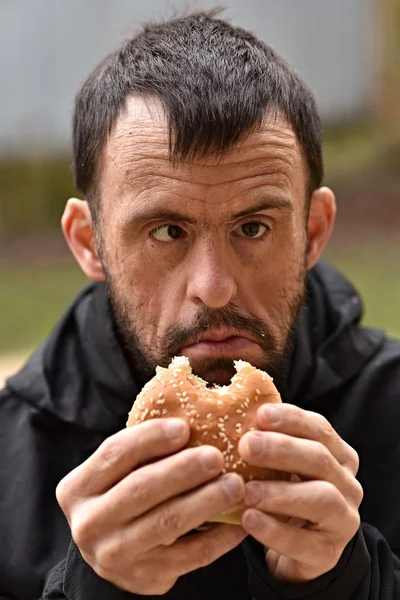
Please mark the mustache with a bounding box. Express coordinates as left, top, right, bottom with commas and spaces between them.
162, 303, 275, 358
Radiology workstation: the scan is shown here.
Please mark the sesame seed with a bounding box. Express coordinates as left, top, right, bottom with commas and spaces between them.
195, 425, 201, 431
242, 413, 247, 418
202, 431, 208, 437
236, 409, 243, 414
224, 415, 229, 421
255, 396, 259, 403
156, 399, 165, 405
217, 401, 223, 407
190, 418, 195, 425
218, 417, 225, 423
182, 391, 188, 398
206, 413, 212, 419
212, 435, 218, 440
256, 389, 261, 395
201, 424, 208, 430
162, 409, 168, 415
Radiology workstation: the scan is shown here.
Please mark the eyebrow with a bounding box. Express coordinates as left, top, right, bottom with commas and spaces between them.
123, 195, 294, 227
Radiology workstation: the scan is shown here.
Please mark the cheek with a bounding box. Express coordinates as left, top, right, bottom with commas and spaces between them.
109, 242, 186, 336
239, 226, 306, 316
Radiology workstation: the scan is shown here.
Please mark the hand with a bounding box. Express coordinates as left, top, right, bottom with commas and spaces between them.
238, 403, 363, 583
56, 418, 246, 595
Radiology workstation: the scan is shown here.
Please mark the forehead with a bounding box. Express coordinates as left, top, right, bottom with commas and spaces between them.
100, 96, 306, 207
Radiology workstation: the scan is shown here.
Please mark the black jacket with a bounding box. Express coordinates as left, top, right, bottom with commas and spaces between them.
1, 261, 400, 600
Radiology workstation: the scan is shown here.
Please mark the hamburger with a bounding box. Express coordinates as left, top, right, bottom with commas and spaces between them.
127, 356, 287, 524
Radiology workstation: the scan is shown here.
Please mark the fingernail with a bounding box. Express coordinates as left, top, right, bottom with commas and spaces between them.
223, 474, 244, 499
243, 509, 262, 529
246, 483, 263, 506
260, 405, 279, 424
248, 433, 264, 456
165, 419, 186, 439
200, 448, 221, 470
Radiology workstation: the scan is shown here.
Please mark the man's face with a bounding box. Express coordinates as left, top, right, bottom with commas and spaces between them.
97, 97, 309, 387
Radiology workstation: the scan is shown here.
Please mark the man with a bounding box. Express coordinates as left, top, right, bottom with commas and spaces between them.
1, 10, 399, 600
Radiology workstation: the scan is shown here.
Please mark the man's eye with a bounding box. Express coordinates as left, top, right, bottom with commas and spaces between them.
151, 224, 185, 242
235, 222, 269, 239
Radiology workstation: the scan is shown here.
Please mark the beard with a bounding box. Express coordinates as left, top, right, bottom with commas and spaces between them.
104, 262, 307, 393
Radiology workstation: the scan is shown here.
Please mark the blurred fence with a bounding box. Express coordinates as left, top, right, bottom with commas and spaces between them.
1, 0, 399, 237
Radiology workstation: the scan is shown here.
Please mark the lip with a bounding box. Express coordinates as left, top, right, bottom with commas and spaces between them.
183, 328, 258, 347
181, 330, 260, 358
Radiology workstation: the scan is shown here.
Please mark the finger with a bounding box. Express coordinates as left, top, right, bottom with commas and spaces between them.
238, 431, 360, 503
105, 524, 247, 595
257, 404, 359, 475
167, 524, 247, 576
130, 473, 246, 551
57, 418, 189, 502
241, 509, 348, 580
95, 446, 225, 524
244, 480, 360, 532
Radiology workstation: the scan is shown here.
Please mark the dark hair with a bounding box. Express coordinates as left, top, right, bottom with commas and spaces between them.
73, 10, 323, 215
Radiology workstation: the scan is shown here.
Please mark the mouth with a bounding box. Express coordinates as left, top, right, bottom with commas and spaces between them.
181, 329, 260, 357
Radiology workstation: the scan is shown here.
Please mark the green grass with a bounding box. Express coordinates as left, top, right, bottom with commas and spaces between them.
324, 246, 400, 338
0, 262, 87, 354
0, 249, 399, 355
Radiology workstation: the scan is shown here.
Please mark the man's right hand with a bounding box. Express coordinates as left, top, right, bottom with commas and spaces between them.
56, 418, 247, 595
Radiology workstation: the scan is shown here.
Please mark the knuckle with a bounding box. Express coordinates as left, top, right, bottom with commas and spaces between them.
96, 539, 122, 572
345, 445, 360, 475
352, 479, 364, 506
55, 469, 80, 511
275, 434, 294, 457
313, 413, 334, 440
97, 435, 123, 469
315, 480, 342, 508
71, 512, 97, 551
196, 537, 216, 568
155, 507, 182, 541
315, 445, 334, 474
347, 509, 361, 537
55, 478, 68, 509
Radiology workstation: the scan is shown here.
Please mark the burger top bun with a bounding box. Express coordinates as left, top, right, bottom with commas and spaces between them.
127, 356, 286, 484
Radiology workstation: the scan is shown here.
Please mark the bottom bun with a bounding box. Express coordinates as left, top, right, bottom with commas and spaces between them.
207, 506, 244, 525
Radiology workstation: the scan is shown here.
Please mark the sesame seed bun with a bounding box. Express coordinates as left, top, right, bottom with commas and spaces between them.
126, 356, 287, 524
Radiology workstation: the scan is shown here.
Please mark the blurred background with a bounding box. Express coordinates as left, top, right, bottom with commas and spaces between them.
1, 0, 399, 384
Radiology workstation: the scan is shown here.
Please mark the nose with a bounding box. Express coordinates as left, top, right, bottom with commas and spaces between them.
186, 243, 238, 309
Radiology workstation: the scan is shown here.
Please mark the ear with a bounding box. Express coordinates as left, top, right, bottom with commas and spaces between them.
306, 187, 337, 270
61, 198, 106, 281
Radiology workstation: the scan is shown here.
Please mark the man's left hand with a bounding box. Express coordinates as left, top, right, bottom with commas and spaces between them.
238, 403, 363, 583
